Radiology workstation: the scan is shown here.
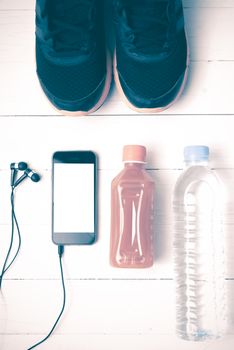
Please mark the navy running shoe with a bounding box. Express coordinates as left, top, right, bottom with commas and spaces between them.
36, 0, 111, 115
113, 0, 189, 112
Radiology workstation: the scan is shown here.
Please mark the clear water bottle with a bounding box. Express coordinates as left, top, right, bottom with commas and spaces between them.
173, 145, 226, 341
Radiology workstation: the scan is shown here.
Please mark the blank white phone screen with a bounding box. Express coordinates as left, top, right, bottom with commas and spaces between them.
53, 163, 94, 233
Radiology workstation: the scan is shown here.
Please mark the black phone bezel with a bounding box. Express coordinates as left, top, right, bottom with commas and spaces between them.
52, 151, 97, 245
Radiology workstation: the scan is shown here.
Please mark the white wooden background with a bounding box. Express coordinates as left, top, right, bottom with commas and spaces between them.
1, 0, 234, 349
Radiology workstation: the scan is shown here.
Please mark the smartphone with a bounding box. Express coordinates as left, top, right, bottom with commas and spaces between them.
52, 151, 97, 245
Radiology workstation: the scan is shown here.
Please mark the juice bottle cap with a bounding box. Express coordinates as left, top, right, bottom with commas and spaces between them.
123, 145, 146, 163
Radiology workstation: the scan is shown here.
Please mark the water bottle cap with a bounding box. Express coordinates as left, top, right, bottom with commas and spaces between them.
184, 145, 209, 162
123, 145, 146, 163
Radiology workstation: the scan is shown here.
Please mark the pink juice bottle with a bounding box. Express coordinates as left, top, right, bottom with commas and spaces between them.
110, 145, 155, 268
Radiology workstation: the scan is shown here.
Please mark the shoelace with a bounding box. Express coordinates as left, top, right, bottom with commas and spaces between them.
115, 0, 175, 53
36, 0, 96, 54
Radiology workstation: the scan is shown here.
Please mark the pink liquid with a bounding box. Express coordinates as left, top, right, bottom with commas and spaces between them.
110, 162, 155, 268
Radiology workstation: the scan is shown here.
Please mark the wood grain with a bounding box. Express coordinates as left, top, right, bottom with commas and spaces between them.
0, 1, 234, 349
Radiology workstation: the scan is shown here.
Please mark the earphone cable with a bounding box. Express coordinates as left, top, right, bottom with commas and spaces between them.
3, 188, 22, 275
0, 188, 17, 289
0, 164, 40, 289
27, 245, 66, 350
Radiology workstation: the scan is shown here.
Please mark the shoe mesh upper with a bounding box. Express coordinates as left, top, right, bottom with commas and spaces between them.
116, 31, 187, 100
36, 0, 106, 109
36, 41, 106, 102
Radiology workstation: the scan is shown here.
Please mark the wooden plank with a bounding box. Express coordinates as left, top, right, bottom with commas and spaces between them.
1, 334, 234, 350
0, 280, 233, 348
0, 168, 234, 280
0, 7, 234, 115
0, 280, 177, 335
185, 0, 234, 7
0, 2, 233, 348
0, 116, 234, 169
0, 7, 234, 63
1, 7, 233, 63
1, 61, 234, 116
0, 280, 233, 333
1, 1, 234, 10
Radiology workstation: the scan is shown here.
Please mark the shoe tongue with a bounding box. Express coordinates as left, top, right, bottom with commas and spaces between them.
54, 0, 89, 19
121, 0, 169, 7
121, 0, 162, 3
127, 3, 168, 28
49, 0, 93, 53
123, 0, 170, 53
